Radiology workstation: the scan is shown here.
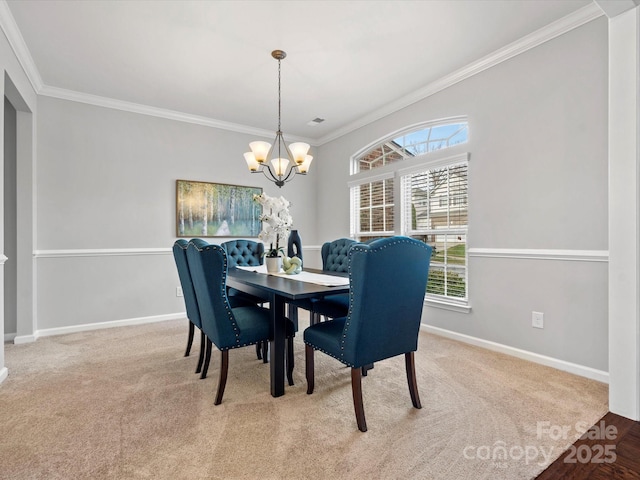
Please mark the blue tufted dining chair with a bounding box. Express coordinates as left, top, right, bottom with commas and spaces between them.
288, 238, 356, 328
172, 239, 206, 375
221, 239, 271, 361
304, 236, 432, 431
222, 239, 264, 268
173, 239, 255, 379
305, 238, 356, 325
187, 239, 296, 403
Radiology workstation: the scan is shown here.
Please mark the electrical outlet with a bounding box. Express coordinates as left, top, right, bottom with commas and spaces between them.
532, 311, 544, 329
176, 286, 183, 297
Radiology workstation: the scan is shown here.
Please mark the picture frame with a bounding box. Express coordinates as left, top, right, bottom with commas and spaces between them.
176, 179, 263, 237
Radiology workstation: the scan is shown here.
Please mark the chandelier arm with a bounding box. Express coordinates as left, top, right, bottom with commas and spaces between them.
261, 163, 286, 188
280, 164, 299, 184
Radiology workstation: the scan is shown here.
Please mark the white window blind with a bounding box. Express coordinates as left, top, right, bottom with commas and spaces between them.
402, 161, 468, 301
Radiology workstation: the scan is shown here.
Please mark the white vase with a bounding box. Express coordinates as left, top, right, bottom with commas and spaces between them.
265, 256, 282, 273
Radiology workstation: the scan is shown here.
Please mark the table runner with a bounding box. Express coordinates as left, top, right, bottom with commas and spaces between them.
236, 265, 349, 287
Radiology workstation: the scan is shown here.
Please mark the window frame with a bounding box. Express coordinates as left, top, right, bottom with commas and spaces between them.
349, 120, 470, 312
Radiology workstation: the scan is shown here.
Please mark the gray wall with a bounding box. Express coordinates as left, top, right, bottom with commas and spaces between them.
316, 18, 608, 371
35, 97, 318, 330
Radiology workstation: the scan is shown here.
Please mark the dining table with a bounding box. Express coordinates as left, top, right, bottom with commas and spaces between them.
226, 266, 349, 397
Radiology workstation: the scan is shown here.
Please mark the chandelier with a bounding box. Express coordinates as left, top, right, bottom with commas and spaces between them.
243, 50, 312, 188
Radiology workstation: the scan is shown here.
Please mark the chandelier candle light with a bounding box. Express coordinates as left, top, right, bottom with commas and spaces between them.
244, 50, 313, 188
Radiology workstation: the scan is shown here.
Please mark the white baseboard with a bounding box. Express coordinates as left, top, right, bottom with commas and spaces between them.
0, 367, 8, 384
14, 312, 186, 343
4, 333, 16, 343
421, 324, 609, 384
13, 334, 37, 344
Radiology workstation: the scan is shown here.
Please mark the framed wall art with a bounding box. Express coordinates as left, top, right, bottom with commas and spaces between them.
176, 180, 262, 237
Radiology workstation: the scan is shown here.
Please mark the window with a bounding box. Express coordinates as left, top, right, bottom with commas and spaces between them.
402, 162, 468, 301
350, 119, 469, 306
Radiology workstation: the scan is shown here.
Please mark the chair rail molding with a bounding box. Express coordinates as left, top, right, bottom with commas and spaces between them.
468, 248, 608, 262
35, 245, 323, 259
34, 248, 173, 258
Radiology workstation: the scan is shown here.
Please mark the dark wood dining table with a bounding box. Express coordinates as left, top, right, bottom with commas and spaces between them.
226, 267, 349, 397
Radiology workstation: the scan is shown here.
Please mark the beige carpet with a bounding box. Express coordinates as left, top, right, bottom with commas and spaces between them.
0, 314, 607, 480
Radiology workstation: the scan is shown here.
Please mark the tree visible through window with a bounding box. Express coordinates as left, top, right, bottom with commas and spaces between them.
350, 119, 469, 304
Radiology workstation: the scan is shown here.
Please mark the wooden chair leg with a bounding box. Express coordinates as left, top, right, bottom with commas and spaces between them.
195, 330, 206, 374
405, 352, 422, 409
262, 341, 269, 363
184, 321, 194, 357
286, 337, 295, 386
255, 343, 262, 360
305, 344, 315, 394
200, 338, 212, 380
362, 363, 374, 376
351, 367, 367, 432
214, 350, 229, 405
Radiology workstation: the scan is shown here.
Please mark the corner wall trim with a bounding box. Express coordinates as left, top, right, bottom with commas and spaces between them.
421, 324, 609, 384
468, 248, 608, 262
0, 367, 8, 385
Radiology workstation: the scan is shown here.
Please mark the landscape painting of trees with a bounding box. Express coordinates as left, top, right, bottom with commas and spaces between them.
176, 180, 262, 237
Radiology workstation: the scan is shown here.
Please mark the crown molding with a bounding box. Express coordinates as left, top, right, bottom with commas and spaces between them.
315, 2, 605, 145
38, 85, 318, 145
0, 0, 43, 92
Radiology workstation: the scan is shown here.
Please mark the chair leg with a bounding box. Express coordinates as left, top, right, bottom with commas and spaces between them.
305, 344, 315, 394
405, 352, 422, 409
262, 341, 269, 363
351, 367, 367, 432
286, 337, 295, 386
195, 330, 206, 374
255, 343, 262, 360
184, 321, 194, 357
214, 350, 229, 405
200, 337, 212, 380
362, 363, 374, 376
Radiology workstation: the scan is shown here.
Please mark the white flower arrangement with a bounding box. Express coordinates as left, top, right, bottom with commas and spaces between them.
253, 192, 293, 258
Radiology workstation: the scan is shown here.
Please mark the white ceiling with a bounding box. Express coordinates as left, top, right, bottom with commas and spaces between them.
5, 0, 596, 143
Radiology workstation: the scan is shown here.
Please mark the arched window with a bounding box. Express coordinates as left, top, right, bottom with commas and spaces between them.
349, 118, 469, 307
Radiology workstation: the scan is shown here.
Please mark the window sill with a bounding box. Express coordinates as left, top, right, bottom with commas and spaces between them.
424, 297, 471, 314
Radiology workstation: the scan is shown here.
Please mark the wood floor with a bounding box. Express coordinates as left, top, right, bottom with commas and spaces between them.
536, 412, 640, 479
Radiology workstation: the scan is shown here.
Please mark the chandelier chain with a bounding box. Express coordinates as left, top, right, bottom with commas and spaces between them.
277, 56, 282, 158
